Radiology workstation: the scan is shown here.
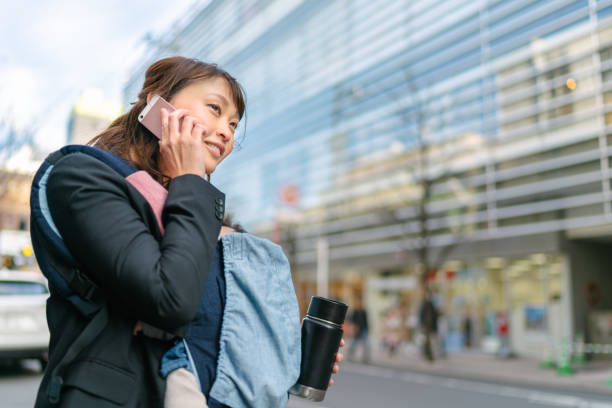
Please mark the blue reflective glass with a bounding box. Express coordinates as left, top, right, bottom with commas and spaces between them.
599, 4, 612, 19
489, 0, 586, 49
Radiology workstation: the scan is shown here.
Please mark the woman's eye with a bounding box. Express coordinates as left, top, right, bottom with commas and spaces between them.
230, 122, 238, 129
208, 104, 221, 114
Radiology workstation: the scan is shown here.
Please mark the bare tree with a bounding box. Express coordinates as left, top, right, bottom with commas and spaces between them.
287, 72, 478, 362
378, 71, 478, 362
0, 114, 36, 204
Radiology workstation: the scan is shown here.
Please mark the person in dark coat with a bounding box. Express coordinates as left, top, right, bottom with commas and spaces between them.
348, 297, 370, 363
32, 57, 245, 407
418, 289, 439, 361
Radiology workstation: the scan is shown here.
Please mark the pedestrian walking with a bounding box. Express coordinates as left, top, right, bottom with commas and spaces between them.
418, 289, 439, 362
348, 297, 370, 363
381, 303, 403, 357
463, 314, 473, 349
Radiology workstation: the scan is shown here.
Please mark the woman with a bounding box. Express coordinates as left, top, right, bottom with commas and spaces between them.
33, 57, 341, 408
33, 56, 236, 407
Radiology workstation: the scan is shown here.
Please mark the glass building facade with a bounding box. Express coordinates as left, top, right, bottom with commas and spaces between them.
124, 0, 612, 356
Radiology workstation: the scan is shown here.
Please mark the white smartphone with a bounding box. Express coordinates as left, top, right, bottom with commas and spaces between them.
138, 95, 176, 139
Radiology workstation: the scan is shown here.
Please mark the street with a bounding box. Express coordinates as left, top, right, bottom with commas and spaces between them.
0, 360, 42, 408
2, 361, 612, 408
286, 363, 612, 408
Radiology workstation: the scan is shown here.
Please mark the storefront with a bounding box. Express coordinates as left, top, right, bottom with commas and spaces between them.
345, 253, 570, 359
431, 254, 567, 358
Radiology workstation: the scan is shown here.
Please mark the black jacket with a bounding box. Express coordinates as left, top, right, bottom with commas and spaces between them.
349, 309, 368, 335
33, 153, 224, 407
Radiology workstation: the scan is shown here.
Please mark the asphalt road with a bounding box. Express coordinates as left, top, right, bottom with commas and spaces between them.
2, 360, 612, 408
0, 360, 43, 408
287, 363, 612, 408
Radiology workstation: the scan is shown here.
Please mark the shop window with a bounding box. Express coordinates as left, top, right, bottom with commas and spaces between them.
604, 94, 612, 126
542, 64, 573, 120
600, 45, 612, 65
496, 159, 601, 190
602, 69, 612, 84
496, 138, 598, 170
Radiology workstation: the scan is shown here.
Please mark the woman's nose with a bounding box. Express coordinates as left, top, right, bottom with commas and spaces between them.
216, 122, 233, 141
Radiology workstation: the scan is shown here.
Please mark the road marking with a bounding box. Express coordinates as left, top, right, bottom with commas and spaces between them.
342, 363, 612, 408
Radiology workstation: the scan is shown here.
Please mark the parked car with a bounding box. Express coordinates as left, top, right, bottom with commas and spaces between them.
0, 270, 50, 368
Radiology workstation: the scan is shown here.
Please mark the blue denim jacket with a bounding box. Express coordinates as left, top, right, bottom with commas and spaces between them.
161, 233, 301, 408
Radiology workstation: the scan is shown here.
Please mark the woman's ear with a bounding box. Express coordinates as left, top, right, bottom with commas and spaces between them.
146, 92, 154, 104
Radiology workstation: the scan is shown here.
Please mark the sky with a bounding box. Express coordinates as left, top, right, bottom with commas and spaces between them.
0, 0, 205, 153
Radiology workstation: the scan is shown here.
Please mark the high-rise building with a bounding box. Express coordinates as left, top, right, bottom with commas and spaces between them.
124, 0, 612, 356
0, 144, 42, 270
67, 89, 122, 145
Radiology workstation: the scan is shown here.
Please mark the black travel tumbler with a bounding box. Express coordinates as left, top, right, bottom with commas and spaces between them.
289, 296, 348, 402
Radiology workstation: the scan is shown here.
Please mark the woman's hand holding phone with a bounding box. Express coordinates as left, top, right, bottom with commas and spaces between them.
158, 107, 207, 180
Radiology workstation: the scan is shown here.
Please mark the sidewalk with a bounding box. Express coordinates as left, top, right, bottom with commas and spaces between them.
348, 343, 612, 396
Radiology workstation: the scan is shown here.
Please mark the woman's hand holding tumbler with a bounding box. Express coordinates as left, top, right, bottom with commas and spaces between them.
329, 338, 344, 386
291, 297, 347, 401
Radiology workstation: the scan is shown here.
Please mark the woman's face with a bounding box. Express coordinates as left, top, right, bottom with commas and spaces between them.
167, 77, 239, 175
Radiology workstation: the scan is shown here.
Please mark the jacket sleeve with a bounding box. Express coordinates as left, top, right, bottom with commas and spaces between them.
46, 153, 223, 330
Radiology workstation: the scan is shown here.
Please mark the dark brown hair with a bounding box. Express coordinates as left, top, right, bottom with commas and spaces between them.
89, 56, 246, 185
223, 212, 246, 232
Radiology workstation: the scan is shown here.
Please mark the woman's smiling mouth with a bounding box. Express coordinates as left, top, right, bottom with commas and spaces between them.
205, 141, 224, 157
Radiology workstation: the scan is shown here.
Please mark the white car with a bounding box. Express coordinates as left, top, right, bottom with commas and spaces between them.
0, 270, 50, 367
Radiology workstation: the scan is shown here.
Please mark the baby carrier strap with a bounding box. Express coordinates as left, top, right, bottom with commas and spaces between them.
30, 145, 136, 316
30, 144, 168, 404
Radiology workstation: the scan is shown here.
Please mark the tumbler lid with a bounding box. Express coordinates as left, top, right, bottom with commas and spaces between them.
307, 296, 348, 326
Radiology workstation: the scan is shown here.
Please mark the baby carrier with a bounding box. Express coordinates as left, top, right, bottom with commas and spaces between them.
30, 145, 301, 407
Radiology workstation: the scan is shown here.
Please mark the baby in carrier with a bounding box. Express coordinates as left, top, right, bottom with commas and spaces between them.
125, 164, 302, 408
158, 221, 302, 408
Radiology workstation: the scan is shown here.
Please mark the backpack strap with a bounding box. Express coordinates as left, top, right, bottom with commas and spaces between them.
29, 145, 176, 403
30, 218, 105, 317
59, 144, 137, 177
30, 147, 114, 317
47, 302, 109, 404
